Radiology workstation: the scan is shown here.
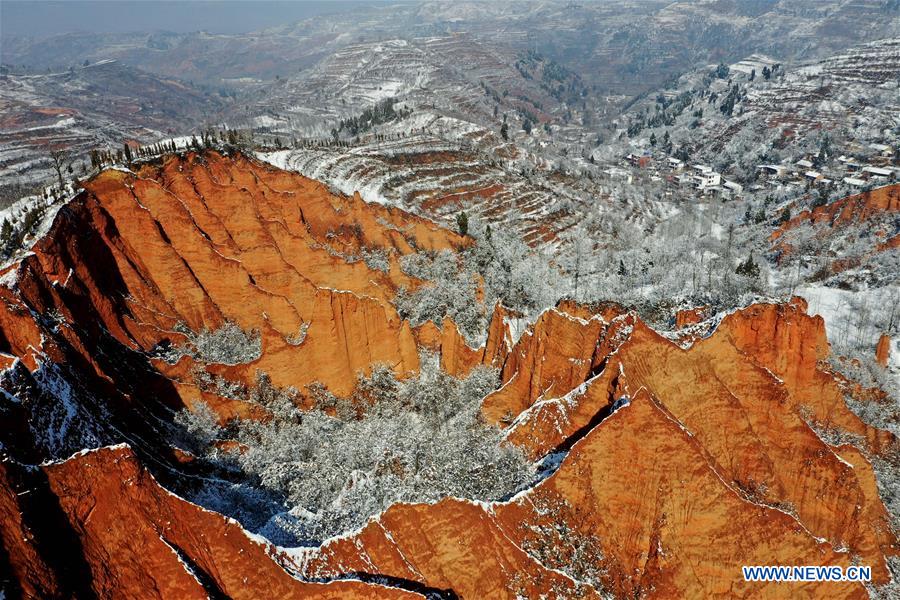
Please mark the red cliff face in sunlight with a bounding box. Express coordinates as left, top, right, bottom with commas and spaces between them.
303, 299, 898, 599
876, 333, 892, 367
770, 183, 900, 272
0, 446, 417, 599
1, 151, 468, 415
1, 152, 896, 599
772, 184, 900, 236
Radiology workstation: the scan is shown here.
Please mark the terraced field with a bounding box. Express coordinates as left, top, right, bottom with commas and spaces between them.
260, 136, 600, 245
0, 60, 225, 192
230, 34, 581, 140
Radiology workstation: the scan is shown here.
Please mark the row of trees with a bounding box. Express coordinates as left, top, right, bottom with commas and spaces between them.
332, 98, 412, 139
80, 127, 257, 175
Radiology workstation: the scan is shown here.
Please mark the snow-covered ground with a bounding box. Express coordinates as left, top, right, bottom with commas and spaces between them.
0, 186, 75, 273
798, 283, 899, 367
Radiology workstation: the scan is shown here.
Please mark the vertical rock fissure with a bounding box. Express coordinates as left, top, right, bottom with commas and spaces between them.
2, 458, 99, 599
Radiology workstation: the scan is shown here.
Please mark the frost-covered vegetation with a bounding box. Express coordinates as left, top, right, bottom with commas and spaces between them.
341, 246, 390, 273
395, 250, 484, 339
554, 200, 771, 325
332, 98, 412, 139
0, 204, 46, 259
176, 355, 531, 544
160, 322, 262, 365
517, 492, 612, 599
776, 212, 900, 291
868, 555, 900, 600
396, 222, 561, 341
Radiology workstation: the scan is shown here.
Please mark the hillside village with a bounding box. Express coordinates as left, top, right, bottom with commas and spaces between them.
574, 41, 900, 213
610, 138, 898, 203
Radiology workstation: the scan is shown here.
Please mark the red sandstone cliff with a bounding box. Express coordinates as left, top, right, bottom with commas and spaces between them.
772, 184, 900, 237
1, 152, 897, 599
769, 183, 900, 274
876, 333, 892, 368
301, 299, 898, 598
1, 446, 420, 599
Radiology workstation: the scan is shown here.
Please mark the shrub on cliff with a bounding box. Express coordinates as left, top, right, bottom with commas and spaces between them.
174, 400, 221, 453
160, 322, 262, 365
395, 250, 484, 341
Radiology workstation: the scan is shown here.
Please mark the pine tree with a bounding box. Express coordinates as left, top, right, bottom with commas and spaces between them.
0, 220, 12, 245
778, 206, 791, 224
456, 211, 469, 237
736, 252, 760, 279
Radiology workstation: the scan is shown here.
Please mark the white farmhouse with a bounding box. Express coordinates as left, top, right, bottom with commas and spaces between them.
723, 180, 743, 195
863, 166, 893, 181
694, 168, 721, 189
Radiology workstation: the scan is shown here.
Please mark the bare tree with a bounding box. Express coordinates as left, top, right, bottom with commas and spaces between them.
49, 148, 71, 190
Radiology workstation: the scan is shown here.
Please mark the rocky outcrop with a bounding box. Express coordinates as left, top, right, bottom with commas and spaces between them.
438, 303, 524, 377
302, 388, 886, 599
1, 445, 419, 599
772, 184, 900, 237
674, 305, 708, 329
876, 333, 892, 367
300, 299, 897, 598
480, 304, 619, 425
0, 151, 469, 443
718, 298, 894, 454
769, 183, 900, 274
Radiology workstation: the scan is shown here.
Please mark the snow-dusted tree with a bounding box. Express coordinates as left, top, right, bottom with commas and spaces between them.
395, 249, 484, 340
48, 148, 76, 190
174, 400, 221, 453
162, 322, 262, 365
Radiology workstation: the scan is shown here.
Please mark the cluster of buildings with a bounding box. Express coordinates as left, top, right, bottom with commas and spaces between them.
617, 153, 745, 199
606, 141, 898, 200
755, 143, 897, 191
